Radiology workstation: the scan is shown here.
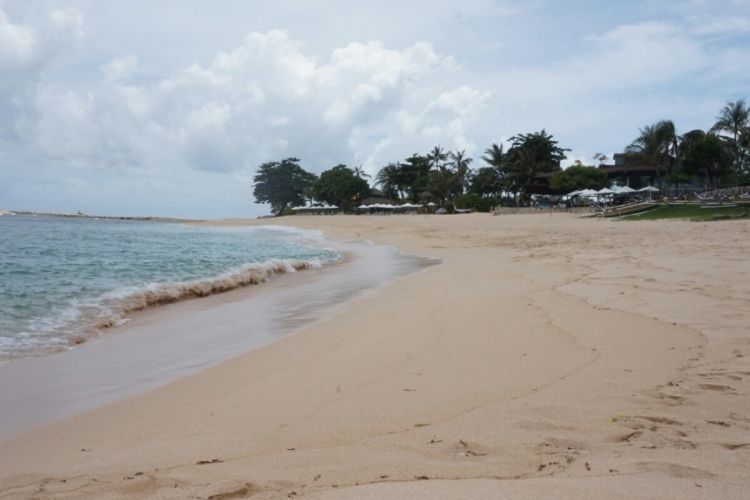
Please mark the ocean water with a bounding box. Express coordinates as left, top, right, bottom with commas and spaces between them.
0, 215, 438, 437
0, 215, 339, 361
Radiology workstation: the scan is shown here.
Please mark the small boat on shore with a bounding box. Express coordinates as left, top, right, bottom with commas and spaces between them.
600, 200, 658, 218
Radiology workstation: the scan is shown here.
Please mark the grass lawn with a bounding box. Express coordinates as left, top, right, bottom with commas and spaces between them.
624, 203, 749, 221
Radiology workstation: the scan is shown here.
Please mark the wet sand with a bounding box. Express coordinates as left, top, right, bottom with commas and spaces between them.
0, 239, 431, 440
1, 213, 749, 499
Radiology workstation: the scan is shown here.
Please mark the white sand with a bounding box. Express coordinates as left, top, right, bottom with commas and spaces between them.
1, 213, 748, 499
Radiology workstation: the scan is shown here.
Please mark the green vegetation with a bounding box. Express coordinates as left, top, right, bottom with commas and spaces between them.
624, 204, 748, 221
712, 99, 750, 177
454, 193, 501, 212
312, 165, 370, 210
503, 130, 569, 203
549, 162, 609, 192
372, 131, 568, 208
251, 130, 569, 214
252, 158, 317, 214
625, 99, 750, 187
250, 98, 750, 214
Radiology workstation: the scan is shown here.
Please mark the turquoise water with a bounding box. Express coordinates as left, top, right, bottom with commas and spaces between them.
0, 216, 339, 361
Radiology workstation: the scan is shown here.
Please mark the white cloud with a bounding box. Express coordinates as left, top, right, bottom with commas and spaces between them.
588, 22, 706, 82
0, 10, 35, 67
186, 102, 230, 131
1, 1, 749, 217
320, 40, 449, 126
48, 7, 83, 38
101, 55, 139, 82
33, 89, 97, 158
116, 85, 150, 117
0, 5, 85, 145
19, 29, 475, 181
505, 21, 708, 98
429, 86, 491, 117
688, 16, 750, 36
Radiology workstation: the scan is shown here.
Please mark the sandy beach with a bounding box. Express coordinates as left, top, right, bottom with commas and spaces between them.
1, 213, 749, 499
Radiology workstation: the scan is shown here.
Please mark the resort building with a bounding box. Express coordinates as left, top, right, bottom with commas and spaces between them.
597, 153, 658, 189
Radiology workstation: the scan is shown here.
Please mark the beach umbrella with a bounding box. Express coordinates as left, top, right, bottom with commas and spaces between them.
597, 188, 615, 195
579, 189, 598, 197
638, 185, 659, 200
618, 186, 636, 193
567, 189, 582, 197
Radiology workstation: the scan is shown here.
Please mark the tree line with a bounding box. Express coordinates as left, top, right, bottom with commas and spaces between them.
254, 130, 574, 213
252, 99, 750, 214
626, 99, 750, 187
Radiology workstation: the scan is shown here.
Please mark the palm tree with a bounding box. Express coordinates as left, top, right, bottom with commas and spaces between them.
593, 153, 609, 165
626, 123, 660, 157
449, 149, 473, 195
712, 99, 750, 174
481, 143, 504, 168
626, 120, 679, 182
374, 162, 401, 199
427, 146, 448, 171
480, 143, 507, 196
353, 165, 371, 180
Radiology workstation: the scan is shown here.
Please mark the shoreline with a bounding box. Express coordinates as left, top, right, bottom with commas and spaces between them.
0, 220, 339, 363
0, 255, 340, 364
0, 233, 434, 440
1, 209, 205, 223
1, 213, 749, 499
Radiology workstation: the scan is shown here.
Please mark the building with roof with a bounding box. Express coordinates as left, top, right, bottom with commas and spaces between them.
597, 154, 659, 189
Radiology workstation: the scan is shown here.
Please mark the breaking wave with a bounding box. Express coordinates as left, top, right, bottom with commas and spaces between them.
108, 258, 324, 312
1, 257, 328, 361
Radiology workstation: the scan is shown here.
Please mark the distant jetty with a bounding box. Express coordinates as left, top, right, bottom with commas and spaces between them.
2, 209, 203, 224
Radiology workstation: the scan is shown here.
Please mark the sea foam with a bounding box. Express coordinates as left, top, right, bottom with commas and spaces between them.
0, 216, 339, 361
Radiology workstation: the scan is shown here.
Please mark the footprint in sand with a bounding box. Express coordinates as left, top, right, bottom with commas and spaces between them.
612, 416, 696, 450
706, 420, 731, 427
635, 462, 715, 480
699, 383, 737, 393
722, 443, 750, 450
207, 483, 261, 500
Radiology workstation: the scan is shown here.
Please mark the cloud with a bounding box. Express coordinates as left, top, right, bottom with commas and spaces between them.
429, 86, 491, 118
1, 1, 749, 217
101, 55, 139, 82
48, 7, 83, 38
0, 6, 82, 71
0, 10, 36, 68
0, 6, 85, 145
17, 29, 479, 180
688, 16, 750, 36
495, 21, 708, 105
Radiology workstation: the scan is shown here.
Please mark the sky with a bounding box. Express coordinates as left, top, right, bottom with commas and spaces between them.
1, 0, 749, 218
